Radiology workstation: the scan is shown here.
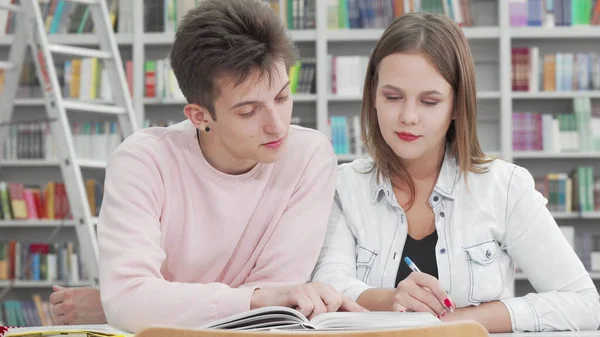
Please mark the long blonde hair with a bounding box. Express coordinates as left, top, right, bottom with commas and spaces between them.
361, 12, 493, 209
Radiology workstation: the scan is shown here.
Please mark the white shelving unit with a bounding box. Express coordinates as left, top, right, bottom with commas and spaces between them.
512, 91, 600, 99
513, 152, 600, 159
2, 0, 600, 296
0, 220, 78, 228
0, 280, 93, 288
0, 34, 134, 46
0, 217, 98, 228
510, 26, 600, 39
326, 26, 500, 41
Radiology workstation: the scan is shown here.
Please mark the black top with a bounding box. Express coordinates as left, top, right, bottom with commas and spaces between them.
395, 231, 439, 286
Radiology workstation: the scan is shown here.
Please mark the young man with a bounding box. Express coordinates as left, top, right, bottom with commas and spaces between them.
49, 0, 363, 332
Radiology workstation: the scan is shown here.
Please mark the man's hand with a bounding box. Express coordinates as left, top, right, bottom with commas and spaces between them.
49, 285, 107, 325
250, 282, 367, 319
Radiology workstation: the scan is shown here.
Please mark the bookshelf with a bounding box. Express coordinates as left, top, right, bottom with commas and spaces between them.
0, 0, 599, 315
513, 151, 600, 159
512, 91, 600, 99
0, 280, 93, 288
0, 217, 98, 228
510, 26, 600, 39
326, 26, 501, 41
0, 220, 78, 228
0, 34, 134, 46
0, 0, 131, 303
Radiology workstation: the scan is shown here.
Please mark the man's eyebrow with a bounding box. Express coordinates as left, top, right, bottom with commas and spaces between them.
229, 81, 292, 110
381, 84, 443, 96
278, 80, 291, 94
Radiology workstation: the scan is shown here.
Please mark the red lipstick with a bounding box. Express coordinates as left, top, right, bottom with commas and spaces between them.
396, 132, 421, 142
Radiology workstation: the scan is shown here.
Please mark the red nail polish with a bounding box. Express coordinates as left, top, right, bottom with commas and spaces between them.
444, 298, 453, 308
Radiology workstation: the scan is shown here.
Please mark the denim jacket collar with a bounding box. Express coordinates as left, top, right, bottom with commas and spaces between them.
370, 145, 460, 204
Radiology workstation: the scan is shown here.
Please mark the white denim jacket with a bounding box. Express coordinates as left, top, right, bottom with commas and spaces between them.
311, 151, 600, 332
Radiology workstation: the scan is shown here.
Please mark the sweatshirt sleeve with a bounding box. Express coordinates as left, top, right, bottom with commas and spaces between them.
500, 166, 600, 332
241, 138, 338, 288
97, 137, 255, 333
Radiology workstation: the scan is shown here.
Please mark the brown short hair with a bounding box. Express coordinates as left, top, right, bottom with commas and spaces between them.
361, 12, 493, 208
170, 0, 298, 119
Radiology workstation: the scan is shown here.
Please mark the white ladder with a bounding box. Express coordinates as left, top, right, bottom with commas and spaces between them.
0, 0, 138, 287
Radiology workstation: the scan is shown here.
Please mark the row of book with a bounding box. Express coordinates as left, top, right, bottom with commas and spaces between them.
581, 232, 600, 272
512, 98, 600, 152
0, 181, 69, 220
145, 0, 195, 33
509, 0, 600, 27
290, 58, 316, 95
326, 115, 365, 156
61, 58, 114, 102
0, 180, 103, 220
0, 0, 126, 35
0, 60, 130, 101
6, 51, 600, 103
143, 59, 184, 101
512, 48, 600, 92
1, 121, 122, 163
328, 55, 368, 96
146, 0, 315, 33
0, 296, 61, 327
327, 0, 474, 29
534, 167, 599, 213
281, 0, 317, 30
0, 241, 84, 283
1, 55, 315, 102
569, 231, 600, 273
515, 228, 600, 273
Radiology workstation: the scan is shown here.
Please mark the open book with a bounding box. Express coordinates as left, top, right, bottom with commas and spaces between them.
0, 324, 132, 337
201, 306, 441, 331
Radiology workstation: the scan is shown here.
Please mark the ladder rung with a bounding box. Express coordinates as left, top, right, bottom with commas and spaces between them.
76, 159, 107, 169
0, 3, 21, 12
0, 61, 14, 70
48, 44, 112, 59
63, 100, 126, 115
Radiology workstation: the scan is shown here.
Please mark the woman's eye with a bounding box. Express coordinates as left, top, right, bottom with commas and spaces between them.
385, 96, 401, 101
422, 101, 438, 106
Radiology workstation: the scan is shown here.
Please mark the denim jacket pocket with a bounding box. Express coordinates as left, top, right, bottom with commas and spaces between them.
463, 240, 504, 303
355, 245, 377, 283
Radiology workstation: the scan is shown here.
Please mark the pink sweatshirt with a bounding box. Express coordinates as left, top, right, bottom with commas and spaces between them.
97, 120, 337, 333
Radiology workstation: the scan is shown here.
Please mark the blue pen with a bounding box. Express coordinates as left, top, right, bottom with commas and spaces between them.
404, 256, 455, 314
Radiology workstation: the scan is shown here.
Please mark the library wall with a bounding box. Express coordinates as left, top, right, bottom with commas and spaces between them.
0, 0, 600, 327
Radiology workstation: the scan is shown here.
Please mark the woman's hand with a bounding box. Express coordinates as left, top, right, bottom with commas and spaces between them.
392, 272, 455, 318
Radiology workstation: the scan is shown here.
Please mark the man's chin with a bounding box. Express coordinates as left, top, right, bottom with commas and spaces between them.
257, 143, 287, 164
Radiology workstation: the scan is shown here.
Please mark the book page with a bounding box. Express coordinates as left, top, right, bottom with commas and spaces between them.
307, 311, 441, 330
200, 306, 308, 330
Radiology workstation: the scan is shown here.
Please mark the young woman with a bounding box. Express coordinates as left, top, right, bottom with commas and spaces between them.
311, 12, 600, 333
